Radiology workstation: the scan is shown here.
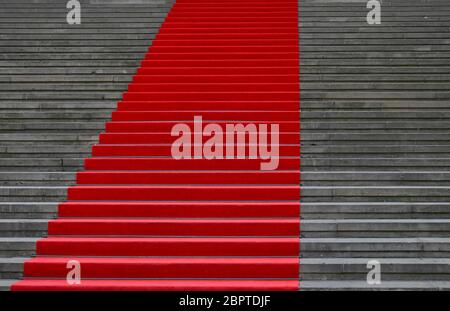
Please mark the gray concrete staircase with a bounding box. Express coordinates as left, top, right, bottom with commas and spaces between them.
300, 0, 450, 290
0, 0, 175, 290
1, 0, 450, 291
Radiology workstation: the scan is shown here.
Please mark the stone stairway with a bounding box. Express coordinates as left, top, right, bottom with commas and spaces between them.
1, 0, 450, 291
0, 0, 175, 290
300, 0, 450, 290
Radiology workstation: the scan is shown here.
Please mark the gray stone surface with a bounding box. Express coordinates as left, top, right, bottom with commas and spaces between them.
301, 281, 450, 291
299, 0, 450, 290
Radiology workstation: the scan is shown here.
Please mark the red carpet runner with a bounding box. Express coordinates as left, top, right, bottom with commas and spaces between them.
12, 0, 300, 291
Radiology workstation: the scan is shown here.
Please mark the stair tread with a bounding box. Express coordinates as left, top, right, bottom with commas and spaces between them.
11, 279, 299, 291
301, 280, 450, 290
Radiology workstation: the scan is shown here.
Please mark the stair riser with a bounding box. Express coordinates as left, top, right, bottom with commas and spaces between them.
122, 92, 299, 102
106, 121, 300, 131
302, 252, 450, 258
58, 202, 300, 218
67, 186, 300, 201
92, 145, 299, 157
302, 214, 450, 220
117, 100, 300, 110
47, 220, 299, 237
302, 232, 450, 238
77, 171, 300, 185
0, 252, 34, 258
113, 110, 300, 121
137, 66, 298, 75
302, 273, 450, 281
0, 213, 56, 219
167, 13, 297, 18
12, 264, 450, 281
84, 158, 300, 170
37, 240, 300, 256
24, 260, 299, 279
11, 280, 298, 291
99, 133, 299, 144
149, 46, 299, 53
128, 83, 299, 92
0, 232, 46, 238
163, 18, 297, 24
145, 53, 299, 60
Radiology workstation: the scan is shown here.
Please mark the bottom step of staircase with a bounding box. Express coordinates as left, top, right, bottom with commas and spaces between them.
301, 281, 450, 291
0, 280, 15, 291
9, 280, 450, 291
11, 279, 298, 291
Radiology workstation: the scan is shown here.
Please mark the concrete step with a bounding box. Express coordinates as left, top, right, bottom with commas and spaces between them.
0, 122, 106, 132
302, 122, 450, 130
2, 171, 450, 186
301, 219, 450, 238
0, 148, 89, 158
0, 101, 117, 109
2, 185, 450, 203
301, 238, 450, 258
0, 218, 442, 239
301, 280, 450, 291
301, 186, 450, 202
302, 111, 450, 120
303, 133, 450, 142
0, 112, 111, 120
0, 25, 163, 31
1, 237, 447, 259
302, 100, 450, 109
301, 158, 450, 170
2, 257, 449, 282
0, 67, 137, 74
302, 145, 450, 156
0, 172, 75, 186
302, 171, 450, 186
0, 134, 98, 143
3, 157, 449, 169
0, 92, 123, 101
0, 238, 38, 257
0, 187, 67, 202
0, 220, 47, 237
0, 280, 15, 291
301, 59, 450, 67
301, 258, 450, 281
0, 34, 156, 41
0, 218, 443, 239
0, 203, 57, 219
0, 159, 83, 169
8, 202, 448, 220
301, 203, 450, 219
4, 171, 450, 186
0, 76, 131, 83
0, 83, 129, 91
301, 45, 450, 53
300, 52, 450, 59
298, 0, 450, 289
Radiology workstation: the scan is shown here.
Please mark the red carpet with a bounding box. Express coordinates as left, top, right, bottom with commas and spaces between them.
12, 0, 300, 291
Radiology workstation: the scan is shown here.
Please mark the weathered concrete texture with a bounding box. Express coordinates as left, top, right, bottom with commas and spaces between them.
0, 0, 175, 288
301, 281, 450, 291
300, 0, 450, 289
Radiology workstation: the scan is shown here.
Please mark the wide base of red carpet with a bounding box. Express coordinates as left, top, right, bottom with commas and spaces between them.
12, 0, 300, 291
